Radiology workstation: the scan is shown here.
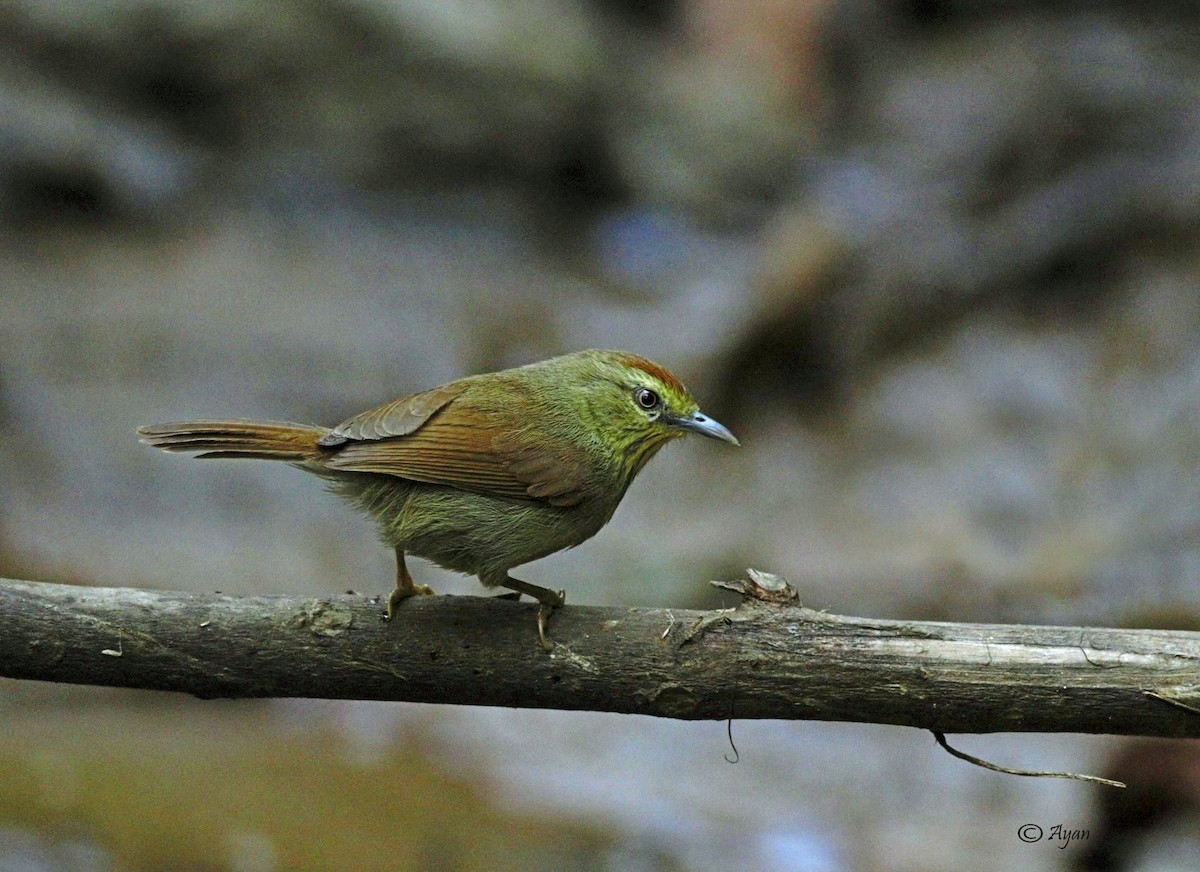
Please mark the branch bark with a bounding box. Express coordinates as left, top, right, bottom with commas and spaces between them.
3, 572, 1200, 737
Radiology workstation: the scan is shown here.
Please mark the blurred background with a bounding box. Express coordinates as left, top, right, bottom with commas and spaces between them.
2, 0, 1199, 869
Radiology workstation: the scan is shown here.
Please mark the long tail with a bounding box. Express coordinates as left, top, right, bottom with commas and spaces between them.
137, 420, 330, 461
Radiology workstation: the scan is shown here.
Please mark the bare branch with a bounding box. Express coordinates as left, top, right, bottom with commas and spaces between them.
4, 572, 1200, 739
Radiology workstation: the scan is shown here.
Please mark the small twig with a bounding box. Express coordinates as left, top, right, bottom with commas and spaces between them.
710, 568, 800, 604
931, 731, 1125, 789
724, 697, 739, 764
1078, 630, 1120, 669
1146, 689, 1200, 717
677, 608, 734, 647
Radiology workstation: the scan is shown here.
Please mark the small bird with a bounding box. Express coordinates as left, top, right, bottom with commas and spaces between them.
138, 349, 738, 649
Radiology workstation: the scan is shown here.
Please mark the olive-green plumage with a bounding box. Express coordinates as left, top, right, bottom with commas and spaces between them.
138, 349, 738, 648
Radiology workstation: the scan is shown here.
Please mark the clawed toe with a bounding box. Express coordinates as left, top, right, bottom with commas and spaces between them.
385, 547, 435, 620
384, 583, 436, 621
535, 589, 566, 651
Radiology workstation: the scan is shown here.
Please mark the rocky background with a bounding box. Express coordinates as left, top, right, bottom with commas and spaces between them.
2, 1, 1199, 870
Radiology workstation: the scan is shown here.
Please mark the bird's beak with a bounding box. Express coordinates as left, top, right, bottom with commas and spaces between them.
669, 410, 739, 446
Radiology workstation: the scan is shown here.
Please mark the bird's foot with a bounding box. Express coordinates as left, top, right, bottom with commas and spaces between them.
535, 589, 566, 651
384, 582, 435, 621
493, 576, 565, 650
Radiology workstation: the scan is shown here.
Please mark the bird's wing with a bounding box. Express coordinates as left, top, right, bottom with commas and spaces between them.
318, 384, 468, 444
320, 381, 591, 507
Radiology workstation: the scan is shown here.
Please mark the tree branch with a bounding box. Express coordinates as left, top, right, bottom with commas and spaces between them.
4, 571, 1200, 737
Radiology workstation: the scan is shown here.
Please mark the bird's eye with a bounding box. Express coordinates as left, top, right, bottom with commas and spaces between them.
634, 387, 660, 410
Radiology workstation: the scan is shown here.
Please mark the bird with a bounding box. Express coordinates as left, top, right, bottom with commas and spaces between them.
138, 348, 738, 649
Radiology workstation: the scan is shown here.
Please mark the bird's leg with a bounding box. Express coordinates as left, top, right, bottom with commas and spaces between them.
386, 547, 434, 620
497, 576, 565, 651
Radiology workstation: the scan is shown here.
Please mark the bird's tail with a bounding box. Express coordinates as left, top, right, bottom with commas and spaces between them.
137, 420, 330, 461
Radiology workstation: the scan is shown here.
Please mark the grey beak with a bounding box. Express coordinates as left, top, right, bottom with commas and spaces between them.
670, 410, 739, 446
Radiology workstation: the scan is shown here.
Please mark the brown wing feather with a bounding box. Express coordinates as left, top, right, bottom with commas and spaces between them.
318, 383, 468, 446
321, 380, 593, 506
496, 438, 590, 506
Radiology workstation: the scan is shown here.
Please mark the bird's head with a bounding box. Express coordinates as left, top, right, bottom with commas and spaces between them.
561, 349, 738, 477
